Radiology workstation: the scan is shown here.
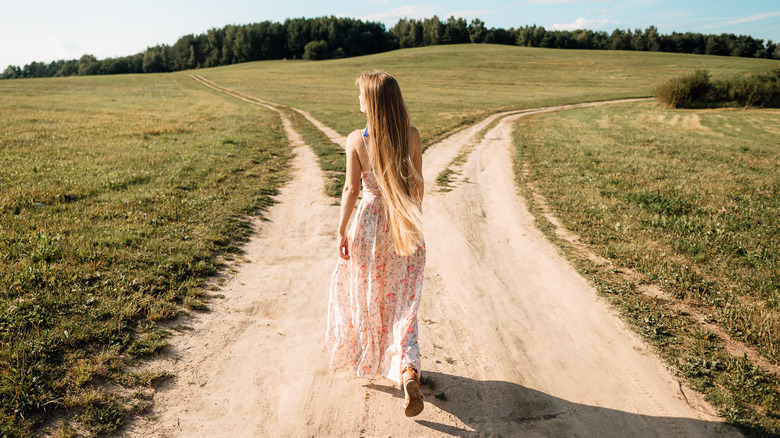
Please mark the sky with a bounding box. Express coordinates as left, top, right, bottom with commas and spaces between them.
2, 0, 779, 69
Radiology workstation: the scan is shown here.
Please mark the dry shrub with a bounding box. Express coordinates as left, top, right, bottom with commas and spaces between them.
654, 70, 712, 108
655, 68, 780, 108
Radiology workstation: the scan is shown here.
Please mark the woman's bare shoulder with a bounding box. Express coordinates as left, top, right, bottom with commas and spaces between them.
408, 126, 421, 148
346, 129, 364, 150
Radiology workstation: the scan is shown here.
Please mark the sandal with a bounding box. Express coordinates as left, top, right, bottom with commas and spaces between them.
402, 366, 424, 417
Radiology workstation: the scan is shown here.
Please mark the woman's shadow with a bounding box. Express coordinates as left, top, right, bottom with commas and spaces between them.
366, 371, 744, 437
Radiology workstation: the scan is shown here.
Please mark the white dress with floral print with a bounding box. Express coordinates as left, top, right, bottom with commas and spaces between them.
326, 141, 425, 384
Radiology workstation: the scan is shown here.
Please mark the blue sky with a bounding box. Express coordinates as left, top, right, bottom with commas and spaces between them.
2, 0, 779, 69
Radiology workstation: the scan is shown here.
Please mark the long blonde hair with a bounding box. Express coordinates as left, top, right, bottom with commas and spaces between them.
357, 71, 423, 256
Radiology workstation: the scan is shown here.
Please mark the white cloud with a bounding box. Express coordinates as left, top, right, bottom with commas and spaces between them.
52, 37, 82, 59
366, 0, 390, 4
552, 17, 616, 30
35, 36, 116, 63
696, 10, 780, 30
361, 5, 437, 22
721, 10, 780, 26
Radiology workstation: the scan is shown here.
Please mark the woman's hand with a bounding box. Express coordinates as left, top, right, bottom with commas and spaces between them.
338, 232, 350, 260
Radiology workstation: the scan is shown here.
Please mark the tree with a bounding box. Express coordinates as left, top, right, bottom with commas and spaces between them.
204, 28, 223, 67
221, 25, 236, 65
55, 60, 78, 77
172, 34, 198, 70
530, 25, 547, 47
731, 35, 760, 57
705, 34, 730, 56
468, 19, 487, 43
443, 16, 469, 44
1, 65, 21, 79
303, 40, 329, 60
285, 18, 310, 59
100, 58, 130, 75
608, 29, 631, 50
767, 40, 780, 60
259, 22, 286, 59
646, 26, 661, 51
631, 28, 647, 51
142, 46, 169, 73
77, 54, 99, 75
391, 19, 424, 48
423, 16, 443, 46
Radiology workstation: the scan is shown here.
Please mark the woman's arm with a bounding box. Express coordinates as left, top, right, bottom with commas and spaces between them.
337, 132, 363, 260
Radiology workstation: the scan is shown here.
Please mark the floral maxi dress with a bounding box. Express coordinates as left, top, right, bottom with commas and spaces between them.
326, 151, 425, 385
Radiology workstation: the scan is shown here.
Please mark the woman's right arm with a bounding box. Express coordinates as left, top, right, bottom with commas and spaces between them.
337, 132, 363, 260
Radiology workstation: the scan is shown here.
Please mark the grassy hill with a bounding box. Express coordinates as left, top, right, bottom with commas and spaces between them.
1, 44, 777, 436
194, 44, 777, 145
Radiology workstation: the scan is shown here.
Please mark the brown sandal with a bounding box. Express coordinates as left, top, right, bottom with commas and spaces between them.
402, 367, 424, 417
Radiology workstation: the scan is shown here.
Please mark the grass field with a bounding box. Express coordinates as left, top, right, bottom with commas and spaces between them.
1, 44, 779, 435
0, 74, 290, 436
194, 44, 776, 146
513, 103, 779, 434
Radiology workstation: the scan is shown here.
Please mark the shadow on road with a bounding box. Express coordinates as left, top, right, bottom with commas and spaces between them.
368, 371, 741, 437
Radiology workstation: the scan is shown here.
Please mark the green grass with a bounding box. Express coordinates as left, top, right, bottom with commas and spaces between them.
435, 167, 455, 191
513, 102, 779, 435
193, 44, 776, 147
0, 73, 290, 436
3, 44, 779, 435
419, 375, 437, 389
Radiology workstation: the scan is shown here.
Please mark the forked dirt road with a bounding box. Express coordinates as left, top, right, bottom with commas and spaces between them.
125, 77, 740, 437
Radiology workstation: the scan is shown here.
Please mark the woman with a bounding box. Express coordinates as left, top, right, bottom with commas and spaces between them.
326, 71, 426, 417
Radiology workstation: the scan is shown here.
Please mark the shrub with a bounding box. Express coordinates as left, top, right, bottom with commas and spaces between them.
655, 68, 780, 108
303, 40, 329, 60
725, 68, 780, 107
654, 70, 712, 108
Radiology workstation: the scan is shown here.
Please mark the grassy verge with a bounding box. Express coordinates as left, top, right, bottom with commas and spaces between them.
283, 109, 346, 198
512, 102, 779, 435
436, 114, 504, 191
0, 73, 290, 436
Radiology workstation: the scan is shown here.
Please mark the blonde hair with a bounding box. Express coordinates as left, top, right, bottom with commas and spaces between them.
357, 71, 423, 256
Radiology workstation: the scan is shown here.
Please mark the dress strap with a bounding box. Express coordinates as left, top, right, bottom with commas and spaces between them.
361, 128, 372, 169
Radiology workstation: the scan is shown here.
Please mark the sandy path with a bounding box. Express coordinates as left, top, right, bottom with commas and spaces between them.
126, 81, 738, 437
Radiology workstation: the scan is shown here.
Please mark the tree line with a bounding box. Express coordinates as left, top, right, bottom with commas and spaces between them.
3, 15, 778, 80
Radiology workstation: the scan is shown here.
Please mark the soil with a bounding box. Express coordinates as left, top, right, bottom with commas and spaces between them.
124, 82, 740, 437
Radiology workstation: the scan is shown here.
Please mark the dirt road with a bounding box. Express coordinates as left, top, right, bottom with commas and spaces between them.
126, 78, 739, 437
